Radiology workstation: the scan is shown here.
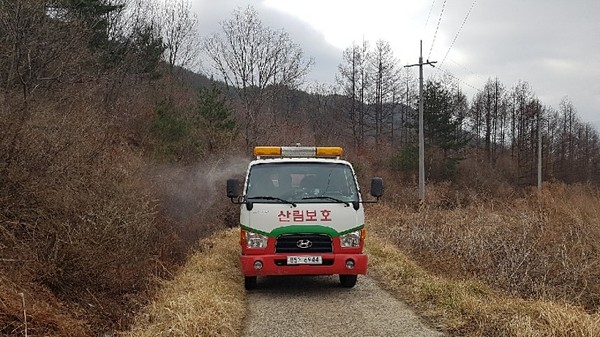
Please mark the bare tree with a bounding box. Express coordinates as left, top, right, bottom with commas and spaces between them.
400, 67, 418, 146
305, 82, 342, 144
203, 6, 312, 146
470, 78, 507, 163
557, 97, 579, 182
0, 1, 90, 103
357, 40, 370, 147
337, 40, 370, 148
337, 43, 362, 147
543, 98, 600, 183
368, 39, 401, 147
157, 0, 199, 70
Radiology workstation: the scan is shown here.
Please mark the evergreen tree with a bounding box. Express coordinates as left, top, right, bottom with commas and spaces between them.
423, 80, 469, 152
129, 23, 165, 76
195, 84, 236, 152
57, 0, 122, 44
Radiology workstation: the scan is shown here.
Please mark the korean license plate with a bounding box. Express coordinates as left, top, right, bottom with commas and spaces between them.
287, 255, 322, 265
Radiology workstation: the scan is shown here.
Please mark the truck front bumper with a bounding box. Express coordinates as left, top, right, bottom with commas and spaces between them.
240, 253, 368, 277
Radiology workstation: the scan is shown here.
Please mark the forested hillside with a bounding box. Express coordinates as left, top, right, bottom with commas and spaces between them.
1, 1, 599, 336
0, 1, 239, 335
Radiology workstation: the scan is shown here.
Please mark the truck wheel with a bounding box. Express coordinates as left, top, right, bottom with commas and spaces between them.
244, 276, 257, 290
339, 274, 357, 288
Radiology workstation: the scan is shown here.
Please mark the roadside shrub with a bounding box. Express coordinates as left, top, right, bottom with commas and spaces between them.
391, 145, 418, 175
372, 183, 600, 311
149, 101, 200, 161
367, 232, 600, 337
0, 83, 164, 334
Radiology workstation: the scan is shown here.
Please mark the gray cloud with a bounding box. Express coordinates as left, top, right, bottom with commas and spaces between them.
435, 0, 600, 122
257, 7, 342, 84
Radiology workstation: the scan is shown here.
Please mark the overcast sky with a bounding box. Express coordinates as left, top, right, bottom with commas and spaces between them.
190, 0, 600, 124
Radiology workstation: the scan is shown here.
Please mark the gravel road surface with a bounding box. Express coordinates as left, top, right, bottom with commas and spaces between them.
243, 275, 443, 337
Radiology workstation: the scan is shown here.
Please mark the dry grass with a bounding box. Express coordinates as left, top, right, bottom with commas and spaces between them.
366, 182, 600, 336
124, 228, 246, 337
367, 232, 600, 337
0, 276, 89, 336
370, 183, 600, 309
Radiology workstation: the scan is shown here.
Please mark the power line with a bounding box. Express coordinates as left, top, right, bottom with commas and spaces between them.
447, 57, 485, 82
422, 0, 438, 37
438, 0, 478, 69
429, 0, 481, 93
427, 0, 448, 60
435, 65, 482, 92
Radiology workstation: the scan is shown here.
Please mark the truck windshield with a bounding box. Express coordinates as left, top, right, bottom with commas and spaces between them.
245, 162, 359, 203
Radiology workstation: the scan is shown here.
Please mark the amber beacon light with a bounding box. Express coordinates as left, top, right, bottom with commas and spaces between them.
254, 146, 343, 158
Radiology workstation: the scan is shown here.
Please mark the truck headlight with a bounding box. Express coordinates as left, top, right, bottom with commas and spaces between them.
245, 231, 268, 249
340, 230, 361, 248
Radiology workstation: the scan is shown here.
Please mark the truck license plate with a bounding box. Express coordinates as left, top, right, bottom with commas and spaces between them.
287, 256, 322, 265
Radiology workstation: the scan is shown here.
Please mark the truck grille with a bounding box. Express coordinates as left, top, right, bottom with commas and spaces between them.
275, 234, 333, 253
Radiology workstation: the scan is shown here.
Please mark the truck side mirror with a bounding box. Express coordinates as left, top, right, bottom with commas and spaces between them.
227, 178, 240, 198
370, 177, 383, 199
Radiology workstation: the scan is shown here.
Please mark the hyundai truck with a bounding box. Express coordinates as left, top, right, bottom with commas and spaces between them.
226, 146, 382, 289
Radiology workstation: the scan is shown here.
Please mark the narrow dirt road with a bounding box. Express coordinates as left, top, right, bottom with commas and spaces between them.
243, 275, 443, 337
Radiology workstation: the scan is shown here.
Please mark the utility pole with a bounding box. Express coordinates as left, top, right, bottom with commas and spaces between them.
405, 40, 436, 208
537, 109, 543, 190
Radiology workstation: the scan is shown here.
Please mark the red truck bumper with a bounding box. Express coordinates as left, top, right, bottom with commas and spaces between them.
240, 253, 368, 277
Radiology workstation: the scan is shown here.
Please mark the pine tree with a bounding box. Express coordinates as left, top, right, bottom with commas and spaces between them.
423, 80, 469, 152
195, 84, 236, 152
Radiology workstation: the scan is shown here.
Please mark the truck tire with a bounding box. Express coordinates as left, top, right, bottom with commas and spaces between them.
244, 276, 257, 290
339, 274, 357, 288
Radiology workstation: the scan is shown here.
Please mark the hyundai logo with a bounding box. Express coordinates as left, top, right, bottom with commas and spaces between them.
296, 239, 313, 249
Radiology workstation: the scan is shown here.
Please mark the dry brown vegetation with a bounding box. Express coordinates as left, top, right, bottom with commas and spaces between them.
0, 73, 239, 335
0, 1, 238, 334
366, 182, 600, 336
125, 228, 246, 337
1, 80, 157, 335
367, 233, 600, 336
